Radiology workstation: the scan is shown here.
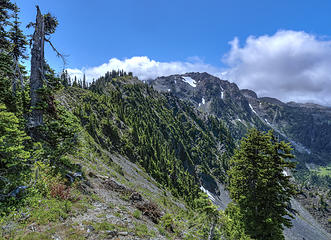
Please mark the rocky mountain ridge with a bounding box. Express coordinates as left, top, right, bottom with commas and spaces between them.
150, 72, 331, 165
241, 87, 331, 165
150, 72, 331, 237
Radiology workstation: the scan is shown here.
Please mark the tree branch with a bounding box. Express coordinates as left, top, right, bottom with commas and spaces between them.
44, 38, 68, 67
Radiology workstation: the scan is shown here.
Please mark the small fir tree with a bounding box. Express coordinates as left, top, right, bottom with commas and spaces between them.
227, 128, 296, 240
0, 104, 30, 195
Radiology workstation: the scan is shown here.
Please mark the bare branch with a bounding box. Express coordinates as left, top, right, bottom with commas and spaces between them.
14, 59, 25, 90
26, 22, 35, 29
44, 38, 68, 68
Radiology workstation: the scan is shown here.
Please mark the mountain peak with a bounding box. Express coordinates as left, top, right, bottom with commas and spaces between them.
240, 89, 258, 99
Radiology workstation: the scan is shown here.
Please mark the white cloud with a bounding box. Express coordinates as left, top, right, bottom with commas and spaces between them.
222, 30, 331, 106
67, 56, 220, 82
67, 30, 331, 106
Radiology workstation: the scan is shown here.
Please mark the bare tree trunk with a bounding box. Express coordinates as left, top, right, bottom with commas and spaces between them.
12, 59, 24, 95
11, 75, 16, 95
15, 59, 24, 90
29, 6, 44, 129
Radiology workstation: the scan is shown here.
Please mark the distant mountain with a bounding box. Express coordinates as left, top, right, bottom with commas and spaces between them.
150, 72, 331, 236
150, 72, 267, 140
241, 88, 331, 165
150, 72, 331, 166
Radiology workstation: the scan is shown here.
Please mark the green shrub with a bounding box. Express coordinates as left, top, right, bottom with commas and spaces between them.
133, 209, 142, 219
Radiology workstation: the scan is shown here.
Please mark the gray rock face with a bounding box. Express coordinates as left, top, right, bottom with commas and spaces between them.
150, 72, 331, 239
151, 72, 267, 140
283, 199, 331, 240
151, 72, 331, 165
245, 90, 331, 165
240, 89, 258, 99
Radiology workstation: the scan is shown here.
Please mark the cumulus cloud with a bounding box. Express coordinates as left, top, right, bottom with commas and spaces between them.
222, 30, 331, 106
67, 30, 331, 106
67, 56, 220, 82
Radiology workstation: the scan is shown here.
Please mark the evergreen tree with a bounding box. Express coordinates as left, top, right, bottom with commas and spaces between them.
0, 0, 15, 50
78, 78, 82, 88
0, 0, 15, 109
72, 76, 78, 87
83, 73, 87, 89
0, 50, 14, 109
227, 128, 296, 240
60, 69, 69, 87
111, 70, 116, 78
8, 4, 28, 92
9, 5, 27, 60
0, 104, 30, 196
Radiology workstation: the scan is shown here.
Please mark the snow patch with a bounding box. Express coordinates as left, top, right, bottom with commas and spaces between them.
167, 89, 171, 92
174, 80, 177, 84
221, 91, 224, 99
182, 76, 197, 87
202, 97, 205, 105
249, 104, 257, 114
200, 186, 215, 202
265, 118, 271, 125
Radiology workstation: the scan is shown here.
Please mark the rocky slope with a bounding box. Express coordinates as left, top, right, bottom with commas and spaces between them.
241, 89, 331, 165
151, 73, 269, 140
151, 72, 331, 166
0, 78, 235, 240
2, 73, 329, 239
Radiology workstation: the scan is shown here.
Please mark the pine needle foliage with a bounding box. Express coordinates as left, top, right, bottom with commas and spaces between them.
228, 128, 297, 240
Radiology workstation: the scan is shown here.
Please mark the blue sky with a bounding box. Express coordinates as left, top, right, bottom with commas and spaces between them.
16, 0, 331, 69
15, 0, 331, 105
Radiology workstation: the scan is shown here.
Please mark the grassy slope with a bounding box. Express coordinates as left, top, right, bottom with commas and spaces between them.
0, 101, 207, 240
0, 80, 238, 239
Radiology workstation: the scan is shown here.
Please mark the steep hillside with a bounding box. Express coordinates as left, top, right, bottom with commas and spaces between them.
2, 1, 329, 238
0, 120, 227, 240
66, 75, 330, 239
68, 76, 235, 198
150, 72, 331, 234
151, 72, 331, 170
241, 88, 331, 230
151, 72, 268, 140
0, 75, 246, 240
1, 71, 330, 239
241, 89, 331, 165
